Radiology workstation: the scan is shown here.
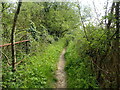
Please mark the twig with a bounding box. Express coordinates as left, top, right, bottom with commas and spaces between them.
92, 1, 101, 24
1, 51, 11, 65
77, 1, 89, 41
91, 58, 109, 74
104, 0, 109, 26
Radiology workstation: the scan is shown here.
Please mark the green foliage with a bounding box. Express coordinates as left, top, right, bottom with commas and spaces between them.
2, 39, 65, 88
65, 40, 98, 88
2, 1, 118, 89
41, 2, 80, 37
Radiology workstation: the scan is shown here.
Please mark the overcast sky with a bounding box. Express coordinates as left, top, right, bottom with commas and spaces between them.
80, 0, 113, 22
81, 0, 113, 16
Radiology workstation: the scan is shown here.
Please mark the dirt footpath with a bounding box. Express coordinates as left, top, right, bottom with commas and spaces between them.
55, 48, 67, 88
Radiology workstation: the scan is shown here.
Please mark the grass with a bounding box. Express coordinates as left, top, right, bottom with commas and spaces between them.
2, 39, 65, 88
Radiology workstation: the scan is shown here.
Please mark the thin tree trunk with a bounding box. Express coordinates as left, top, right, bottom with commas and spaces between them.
115, 2, 120, 89
107, 3, 115, 29
11, 0, 22, 72
107, 3, 115, 46
77, 3, 89, 41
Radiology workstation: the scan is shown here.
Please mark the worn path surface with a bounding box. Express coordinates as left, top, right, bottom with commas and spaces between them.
55, 48, 67, 88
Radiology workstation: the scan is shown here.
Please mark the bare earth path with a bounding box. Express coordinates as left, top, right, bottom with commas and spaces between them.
55, 48, 67, 88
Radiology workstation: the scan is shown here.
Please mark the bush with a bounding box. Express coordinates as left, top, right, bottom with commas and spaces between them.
65, 40, 98, 88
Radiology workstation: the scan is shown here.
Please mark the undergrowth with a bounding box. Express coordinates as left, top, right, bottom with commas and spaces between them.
65, 40, 98, 88
2, 39, 65, 88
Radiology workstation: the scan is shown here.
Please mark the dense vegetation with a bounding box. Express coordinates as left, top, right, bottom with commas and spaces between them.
2, 39, 65, 88
65, 33, 98, 88
1, 1, 119, 89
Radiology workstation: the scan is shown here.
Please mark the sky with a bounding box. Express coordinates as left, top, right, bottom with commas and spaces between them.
81, 0, 113, 15
80, 0, 113, 22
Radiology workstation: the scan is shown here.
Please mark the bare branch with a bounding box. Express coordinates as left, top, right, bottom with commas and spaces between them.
77, 1, 89, 41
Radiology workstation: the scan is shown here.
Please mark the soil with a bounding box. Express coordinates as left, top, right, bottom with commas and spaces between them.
55, 48, 67, 88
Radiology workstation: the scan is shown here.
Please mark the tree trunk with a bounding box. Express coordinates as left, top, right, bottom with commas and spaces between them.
115, 2, 120, 89
11, 0, 22, 72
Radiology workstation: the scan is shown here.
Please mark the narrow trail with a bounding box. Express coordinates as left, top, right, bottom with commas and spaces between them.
55, 48, 67, 88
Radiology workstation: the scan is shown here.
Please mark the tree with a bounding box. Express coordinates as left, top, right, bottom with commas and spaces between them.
115, 2, 119, 89
11, 0, 22, 72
